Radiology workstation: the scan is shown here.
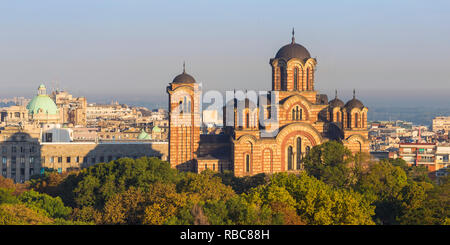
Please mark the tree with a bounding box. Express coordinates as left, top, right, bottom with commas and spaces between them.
0, 203, 53, 225
269, 172, 375, 225
18, 190, 72, 219
303, 141, 355, 188
356, 160, 408, 224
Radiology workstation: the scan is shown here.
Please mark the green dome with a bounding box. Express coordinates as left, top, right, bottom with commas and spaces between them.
152, 126, 161, 133
137, 129, 151, 140
26, 95, 59, 115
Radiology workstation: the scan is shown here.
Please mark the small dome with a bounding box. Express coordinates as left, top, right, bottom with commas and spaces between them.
329, 90, 344, 108
27, 95, 59, 115
275, 42, 311, 61
137, 129, 151, 140
172, 72, 196, 84
152, 126, 161, 133
345, 98, 364, 110
329, 98, 344, 108
345, 90, 365, 110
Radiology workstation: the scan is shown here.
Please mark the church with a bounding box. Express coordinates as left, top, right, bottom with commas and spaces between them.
167, 31, 369, 177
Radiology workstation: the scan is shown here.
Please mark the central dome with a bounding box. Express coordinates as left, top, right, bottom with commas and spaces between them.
26, 84, 59, 115
275, 42, 311, 61
27, 95, 59, 115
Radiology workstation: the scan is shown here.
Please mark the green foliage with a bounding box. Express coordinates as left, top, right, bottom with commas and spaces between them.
18, 190, 72, 219
3, 153, 447, 225
0, 203, 53, 225
57, 157, 180, 209
264, 173, 375, 225
303, 141, 355, 188
0, 188, 18, 205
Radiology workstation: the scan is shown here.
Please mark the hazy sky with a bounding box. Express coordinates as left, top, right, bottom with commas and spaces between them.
0, 0, 449, 107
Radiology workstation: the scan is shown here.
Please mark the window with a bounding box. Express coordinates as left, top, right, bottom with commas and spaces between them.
296, 138, 302, 169
58, 157, 62, 163
2, 147, 6, 154
213, 164, 215, 171
280, 66, 286, 90
100, 156, 105, 162
2, 157, 6, 165
205, 164, 208, 170
287, 146, 293, 170
12, 146, 16, 153
245, 154, 250, 173
67, 157, 71, 163
245, 111, 249, 128
306, 68, 310, 90
294, 67, 298, 90
50, 157, 54, 163
29, 157, 34, 164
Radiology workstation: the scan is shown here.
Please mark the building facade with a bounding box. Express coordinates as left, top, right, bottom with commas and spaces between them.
168, 32, 370, 176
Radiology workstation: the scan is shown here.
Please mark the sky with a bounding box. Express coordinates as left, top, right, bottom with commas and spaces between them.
0, 0, 449, 108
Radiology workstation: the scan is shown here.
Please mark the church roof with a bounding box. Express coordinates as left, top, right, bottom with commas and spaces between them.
26, 85, 59, 115
275, 29, 311, 61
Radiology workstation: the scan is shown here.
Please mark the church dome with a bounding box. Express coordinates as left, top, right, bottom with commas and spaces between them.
345, 98, 364, 110
275, 29, 311, 61
26, 85, 59, 115
275, 43, 311, 61
172, 62, 196, 84
329, 98, 344, 108
172, 72, 196, 84
344, 90, 365, 110
137, 129, 151, 140
329, 90, 344, 108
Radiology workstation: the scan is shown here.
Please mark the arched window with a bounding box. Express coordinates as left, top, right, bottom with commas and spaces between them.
178, 101, 183, 114
292, 109, 296, 121
300, 108, 303, 120
354, 113, 359, 128
245, 111, 249, 128
287, 146, 293, 170
294, 67, 298, 90
347, 113, 352, 128
296, 137, 302, 169
245, 154, 250, 173
305, 146, 310, 156
280, 66, 286, 90
306, 68, 310, 90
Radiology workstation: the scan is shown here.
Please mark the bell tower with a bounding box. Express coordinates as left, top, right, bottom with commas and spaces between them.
167, 63, 201, 171
270, 29, 317, 92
